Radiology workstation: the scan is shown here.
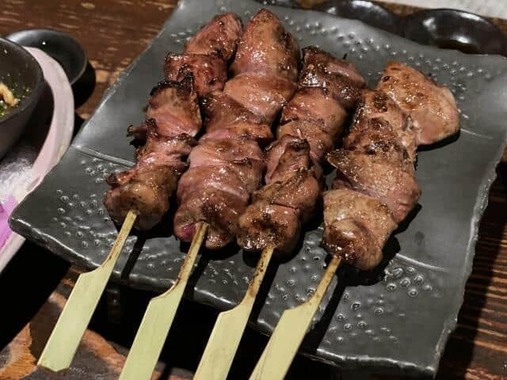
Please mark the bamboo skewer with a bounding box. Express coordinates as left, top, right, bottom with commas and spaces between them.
249, 255, 342, 380
119, 222, 208, 380
37, 209, 138, 372
194, 246, 275, 380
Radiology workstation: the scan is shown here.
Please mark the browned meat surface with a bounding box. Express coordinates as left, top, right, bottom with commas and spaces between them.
299, 47, 366, 110
174, 188, 247, 249
264, 135, 314, 184
231, 9, 300, 80
281, 87, 347, 137
323, 61, 458, 271
237, 201, 301, 253
346, 89, 417, 163
185, 13, 243, 61
323, 89, 406, 269
253, 169, 320, 223
186, 139, 264, 193
302, 46, 366, 86
104, 13, 242, 230
104, 116, 198, 230
145, 77, 202, 137
224, 74, 296, 122
128, 13, 242, 141
162, 13, 242, 99
238, 46, 365, 253
200, 91, 272, 144
323, 189, 396, 271
127, 76, 201, 140
173, 9, 300, 249
376, 61, 460, 145
277, 119, 334, 164
328, 149, 420, 223
164, 54, 227, 96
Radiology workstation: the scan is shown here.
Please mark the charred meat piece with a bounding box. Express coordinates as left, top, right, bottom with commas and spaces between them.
104, 123, 197, 230
237, 201, 301, 253
174, 188, 247, 250
174, 9, 300, 249
104, 13, 242, 230
145, 77, 202, 138
163, 13, 242, 97
238, 46, 365, 253
231, 9, 300, 80
281, 87, 348, 138
346, 89, 417, 163
164, 54, 227, 96
127, 77, 201, 140
376, 61, 460, 145
277, 119, 334, 164
201, 91, 273, 145
328, 149, 420, 224
253, 169, 320, 224
299, 46, 366, 110
185, 139, 264, 193
323, 62, 459, 271
224, 73, 296, 122
104, 77, 200, 230
184, 12, 243, 61
128, 13, 243, 140
264, 135, 314, 184
323, 189, 396, 271
302, 46, 366, 86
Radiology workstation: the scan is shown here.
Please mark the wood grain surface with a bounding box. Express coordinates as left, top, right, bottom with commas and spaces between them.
0, 0, 506, 379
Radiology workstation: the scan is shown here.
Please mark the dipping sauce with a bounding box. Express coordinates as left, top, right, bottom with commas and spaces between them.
0, 82, 19, 118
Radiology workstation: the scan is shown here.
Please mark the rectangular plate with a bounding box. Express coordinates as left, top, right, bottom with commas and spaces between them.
9, 0, 507, 376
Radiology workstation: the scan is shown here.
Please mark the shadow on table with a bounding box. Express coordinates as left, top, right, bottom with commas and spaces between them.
0, 242, 70, 350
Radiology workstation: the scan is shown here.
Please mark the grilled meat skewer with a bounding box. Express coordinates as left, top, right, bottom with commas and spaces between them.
323, 62, 460, 270
249, 62, 460, 379
103, 13, 243, 230
173, 9, 300, 250
237, 46, 366, 253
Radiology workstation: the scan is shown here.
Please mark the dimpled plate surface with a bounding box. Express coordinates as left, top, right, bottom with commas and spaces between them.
9, 0, 507, 376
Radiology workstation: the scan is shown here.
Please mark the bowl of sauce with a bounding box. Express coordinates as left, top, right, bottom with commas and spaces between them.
0, 38, 45, 159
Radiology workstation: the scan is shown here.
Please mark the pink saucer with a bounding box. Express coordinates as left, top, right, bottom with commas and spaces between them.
0, 47, 74, 271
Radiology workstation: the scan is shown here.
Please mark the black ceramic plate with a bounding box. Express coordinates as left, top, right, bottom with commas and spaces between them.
6, 28, 87, 85
265, 0, 507, 56
9, 0, 507, 377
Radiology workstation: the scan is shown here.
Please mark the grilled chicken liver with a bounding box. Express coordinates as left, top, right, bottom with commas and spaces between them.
323, 63, 459, 270
237, 47, 365, 253
104, 13, 242, 230
173, 9, 300, 249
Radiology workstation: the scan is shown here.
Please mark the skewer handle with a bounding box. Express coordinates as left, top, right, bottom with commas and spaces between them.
119, 223, 208, 380
249, 255, 341, 380
194, 246, 275, 380
37, 209, 137, 372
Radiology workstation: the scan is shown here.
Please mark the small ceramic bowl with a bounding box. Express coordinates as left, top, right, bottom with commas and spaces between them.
314, 0, 402, 35
6, 28, 87, 85
402, 9, 507, 56
0, 38, 45, 159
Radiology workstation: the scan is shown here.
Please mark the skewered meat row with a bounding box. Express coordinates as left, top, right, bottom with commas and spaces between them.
103, 13, 242, 230
173, 9, 300, 249
237, 47, 366, 253
323, 61, 460, 270
127, 13, 242, 142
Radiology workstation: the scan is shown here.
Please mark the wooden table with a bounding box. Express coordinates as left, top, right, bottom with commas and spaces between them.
0, 0, 506, 379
